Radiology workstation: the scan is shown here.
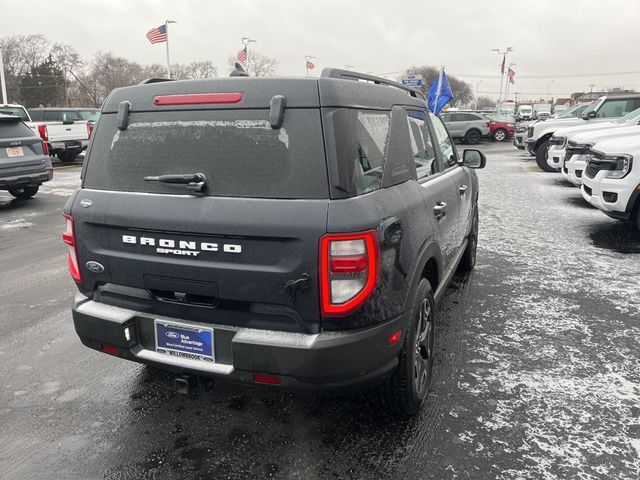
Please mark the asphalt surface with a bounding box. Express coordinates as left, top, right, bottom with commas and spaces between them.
1, 143, 638, 480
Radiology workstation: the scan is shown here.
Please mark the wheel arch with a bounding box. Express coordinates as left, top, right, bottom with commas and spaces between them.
403, 240, 444, 311
535, 132, 553, 150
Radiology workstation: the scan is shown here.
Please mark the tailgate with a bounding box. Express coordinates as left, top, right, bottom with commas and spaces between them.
72, 191, 328, 333
46, 122, 89, 143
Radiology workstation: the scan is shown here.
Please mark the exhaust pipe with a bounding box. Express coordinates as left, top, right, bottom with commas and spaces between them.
175, 375, 197, 395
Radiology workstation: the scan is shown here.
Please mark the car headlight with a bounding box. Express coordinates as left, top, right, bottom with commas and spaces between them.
606, 155, 633, 179
549, 136, 567, 148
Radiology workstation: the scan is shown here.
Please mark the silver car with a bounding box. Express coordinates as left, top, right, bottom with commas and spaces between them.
441, 112, 490, 144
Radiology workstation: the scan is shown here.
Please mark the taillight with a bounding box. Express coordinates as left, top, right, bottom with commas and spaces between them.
37, 124, 48, 142
41, 140, 49, 156
87, 122, 93, 139
319, 230, 379, 316
62, 214, 82, 282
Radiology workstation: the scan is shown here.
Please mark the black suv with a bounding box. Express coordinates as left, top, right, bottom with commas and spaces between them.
65, 69, 485, 416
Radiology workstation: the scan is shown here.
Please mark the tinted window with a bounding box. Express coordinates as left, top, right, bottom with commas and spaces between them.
462, 113, 482, 121
429, 113, 458, 169
44, 110, 82, 122
406, 110, 438, 180
596, 99, 635, 118
0, 107, 30, 121
0, 120, 36, 139
83, 109, 329, 199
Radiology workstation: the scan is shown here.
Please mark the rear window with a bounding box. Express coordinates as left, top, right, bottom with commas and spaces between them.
0, 120, 36, 138
77, 110, 101, 122
0, 107, 29, 121
44, 110, 82, 122
83, 109, 329, 199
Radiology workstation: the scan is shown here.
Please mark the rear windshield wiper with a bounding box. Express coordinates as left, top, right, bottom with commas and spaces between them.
144, 173, 207, 192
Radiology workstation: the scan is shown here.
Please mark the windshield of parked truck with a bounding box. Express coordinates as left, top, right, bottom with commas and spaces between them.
0, 106, 30, 121
613, 107, 640, 124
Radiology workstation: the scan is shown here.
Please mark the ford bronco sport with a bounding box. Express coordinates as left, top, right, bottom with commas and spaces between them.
64, 68, 485, 416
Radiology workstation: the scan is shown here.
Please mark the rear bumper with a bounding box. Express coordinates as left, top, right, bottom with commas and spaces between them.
0, 161, 53, 189
72, 294, 407, 393
49, 140, 88, 151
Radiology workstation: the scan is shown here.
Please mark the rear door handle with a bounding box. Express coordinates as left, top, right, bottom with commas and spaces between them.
433, 201, 448, 219
459, 184, 468, 195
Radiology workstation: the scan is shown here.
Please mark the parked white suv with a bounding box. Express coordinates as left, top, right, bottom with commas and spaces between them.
581, 135, 640, 228
525, 94, 640, 171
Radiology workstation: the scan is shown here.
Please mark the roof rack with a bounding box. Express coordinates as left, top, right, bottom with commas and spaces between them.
139, 78, 176, 85
321, 68, 425, 100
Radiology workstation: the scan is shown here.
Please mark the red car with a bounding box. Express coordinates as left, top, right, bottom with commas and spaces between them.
485, 114, 515, 142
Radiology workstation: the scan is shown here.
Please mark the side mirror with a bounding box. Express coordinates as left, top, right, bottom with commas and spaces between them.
582, 111, 596, 120
461, 149, 486, 168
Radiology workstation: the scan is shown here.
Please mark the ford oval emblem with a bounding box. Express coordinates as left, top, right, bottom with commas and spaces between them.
80, 199, 93, 208
85, 261, 104, 273
165, 331, 180, 339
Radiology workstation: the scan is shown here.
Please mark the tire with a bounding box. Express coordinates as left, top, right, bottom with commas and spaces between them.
465, 129, 481, 145
459, 207, 478, 272
493, 129, 507, 142
9, 185, 39, 199
535, 140, 557, 172
57, 150, 80, 163
383, 279, 435, 417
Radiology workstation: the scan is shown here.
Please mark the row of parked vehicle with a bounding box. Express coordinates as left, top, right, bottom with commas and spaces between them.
441, 111, 515, 144
0, 105, 99, 198
515, 93, 640, 229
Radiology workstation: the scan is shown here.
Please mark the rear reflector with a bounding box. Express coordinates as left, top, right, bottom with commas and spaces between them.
87, 122, 93, 139
153, 92, 243, 106
387, 331, 402, 346
62, 214, 82, 282
253, 374, 281, 385
101, 343, 121, 356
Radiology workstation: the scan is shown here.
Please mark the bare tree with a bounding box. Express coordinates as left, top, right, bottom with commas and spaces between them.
0, 34, 51, 102
475, 96, 495, 109
227, 49, 278, 77
404, 65, 474, 108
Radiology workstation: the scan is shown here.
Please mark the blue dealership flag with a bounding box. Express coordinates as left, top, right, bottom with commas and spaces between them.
428, 67, 453, 115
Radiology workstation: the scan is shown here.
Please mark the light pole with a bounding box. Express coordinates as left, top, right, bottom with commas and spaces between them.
492, 46, 513, 103
345, 64, 354, 70
0, 45, 7, 104
474, 80, 483, 110
547, 79, 554, 101
242, 37, 257, 74
165, 19, 177, 78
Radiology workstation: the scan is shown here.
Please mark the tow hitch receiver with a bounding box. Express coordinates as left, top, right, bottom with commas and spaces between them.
175, 375, 197, 395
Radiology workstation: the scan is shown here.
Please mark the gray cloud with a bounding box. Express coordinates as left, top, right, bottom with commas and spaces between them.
4, 0, 640, 100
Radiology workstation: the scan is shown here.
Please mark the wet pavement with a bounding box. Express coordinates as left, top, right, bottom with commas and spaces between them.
1, 143, 638, 479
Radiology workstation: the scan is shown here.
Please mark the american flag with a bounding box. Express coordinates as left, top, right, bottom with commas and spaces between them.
146, 24, 167, 44
237, 47, 247, 64
508, 67, 516, 85
306, 61, 315, 70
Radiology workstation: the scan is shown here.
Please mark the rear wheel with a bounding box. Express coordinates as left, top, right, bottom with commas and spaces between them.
57, 149, 80, 163
535, 140, 557, 172
383, 279, 435, 417
465, 129, 481, 144
493, 128, 507, 142
9, 185, 39, 199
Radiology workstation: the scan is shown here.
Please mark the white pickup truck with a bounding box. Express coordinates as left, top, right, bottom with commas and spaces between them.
0, 104, 90, 163
28, 107, 91, 162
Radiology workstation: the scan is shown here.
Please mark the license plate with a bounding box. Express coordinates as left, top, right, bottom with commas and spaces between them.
154, 320, 215, 362
65, 142, 81, 149
6, 147, 24, 157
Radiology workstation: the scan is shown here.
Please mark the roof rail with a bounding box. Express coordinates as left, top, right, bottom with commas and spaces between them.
321, 68, 425, 100
139, 78, 176, 85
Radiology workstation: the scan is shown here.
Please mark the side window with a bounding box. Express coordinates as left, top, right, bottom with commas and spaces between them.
354, 111, 390, 194
406, 110, 439, 180
429, 113, 458, 169
597, 99, 635, 118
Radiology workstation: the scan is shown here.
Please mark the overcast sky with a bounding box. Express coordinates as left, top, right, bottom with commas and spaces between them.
4, 0, 640, 101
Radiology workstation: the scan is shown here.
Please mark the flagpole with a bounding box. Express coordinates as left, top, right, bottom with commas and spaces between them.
0, 46, 7, 104
165, 20, 177, 78
434, 66, 443, 113
242, 37, 256, 75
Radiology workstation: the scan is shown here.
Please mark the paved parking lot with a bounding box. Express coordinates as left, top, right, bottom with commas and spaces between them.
1, 143, 638, 480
